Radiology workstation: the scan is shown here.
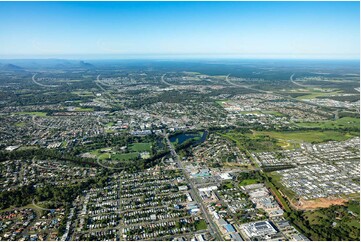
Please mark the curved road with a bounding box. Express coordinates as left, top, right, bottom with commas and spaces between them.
161, 73, 174, 87
290, 73, 309, 87
32, 73, 59, 88
225, 74, 272, 94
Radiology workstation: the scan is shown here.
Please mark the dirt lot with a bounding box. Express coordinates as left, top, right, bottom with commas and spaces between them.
292, 197, 347, 210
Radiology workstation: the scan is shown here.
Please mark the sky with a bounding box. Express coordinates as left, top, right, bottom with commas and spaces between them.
0, 1, 359, 59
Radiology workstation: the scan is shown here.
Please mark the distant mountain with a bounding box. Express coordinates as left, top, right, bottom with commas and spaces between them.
79, 61, 95, 69
1, 64, 25, 71
0, 59, 96, 70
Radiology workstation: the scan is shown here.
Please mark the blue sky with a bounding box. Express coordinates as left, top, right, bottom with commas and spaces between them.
0, 1, 359, 59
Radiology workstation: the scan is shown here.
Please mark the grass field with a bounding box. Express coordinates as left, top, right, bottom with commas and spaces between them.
251, 130, 357, 143
17, 146, 38, 151
215, 100, 229, 107
130, 142, 152, 152
347, 202, 360, 215
295, 90, 341, 100
90, 142, 152, 161
106, 122, 114, 127
15, 111, 47, 117
15, 122, 26, 127
98, 153, 111, 160
239, 179, 259, 186
222, 132, 281, 152
195, 220, 207, 230
295, 117, 360, 130
112, 152, 139, 161
74, 107, 94, 112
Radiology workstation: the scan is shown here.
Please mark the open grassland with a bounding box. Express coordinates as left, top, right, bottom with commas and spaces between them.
130, 142, 152, 152
295, 117, 360, 130
251, 130, 358, 143
295, 89, 342, 100
221, 132, 280, 152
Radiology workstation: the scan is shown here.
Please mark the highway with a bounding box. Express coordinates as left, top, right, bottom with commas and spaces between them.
290, 73, 309, 87
160, 73, 174, 86
32, 73, 59, 88
225, 74, 272, 94
163, 131, 223, 241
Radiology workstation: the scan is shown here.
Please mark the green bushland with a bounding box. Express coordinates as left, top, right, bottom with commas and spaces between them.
288, 201, 360, 241
221, 131, 280, 152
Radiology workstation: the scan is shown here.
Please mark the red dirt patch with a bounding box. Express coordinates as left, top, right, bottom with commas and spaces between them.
292, 197, 347, 210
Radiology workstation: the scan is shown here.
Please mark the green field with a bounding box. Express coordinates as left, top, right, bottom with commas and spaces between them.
90, 142, 152, 161
239, 179, 259, 186
17, 146, 38, 151
74, 107, 94, 112
15, 122, 26, 127
295, 117, 360, 130
215, 100, 229, 106
347, 201, 360, 215
98, 153, 111, 160
130, 142, 152, 152
106, 122, 114, 127
112, 152, 139, 161
251, 130, 357, 143
14, 111, 47, 117
222, 132, 280, 152
295, 90, 341, 100
195, 220, 207, 230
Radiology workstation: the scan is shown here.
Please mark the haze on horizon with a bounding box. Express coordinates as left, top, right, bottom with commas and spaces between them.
0, 1, 359, 60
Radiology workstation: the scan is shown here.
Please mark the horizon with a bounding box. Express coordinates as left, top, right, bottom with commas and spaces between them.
0, 56, 360, 62
0, 1, 359, 59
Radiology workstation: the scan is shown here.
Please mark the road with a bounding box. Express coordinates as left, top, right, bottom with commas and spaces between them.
163, 131, 223, 241
225, 74, 272, 94
95, 74, 119, 105
32, 198, 58, 211
32, 73, 59, 88
290, 73, 309, 87
160, 73, 174, 86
